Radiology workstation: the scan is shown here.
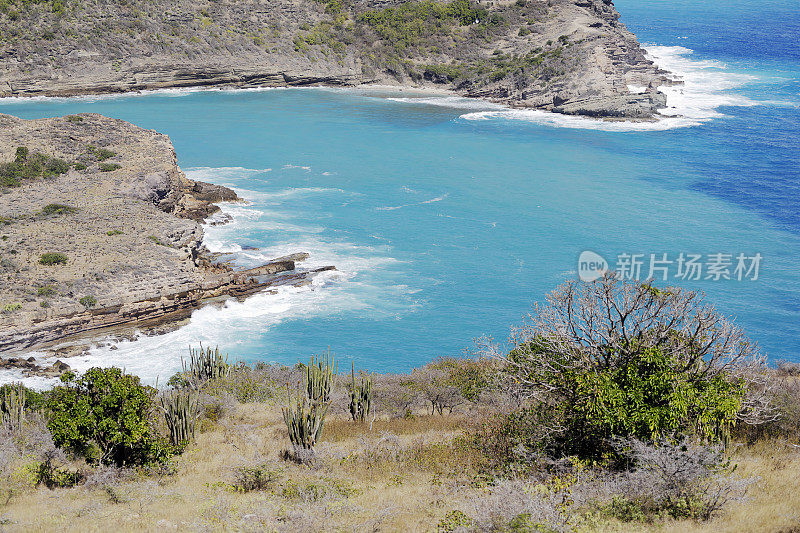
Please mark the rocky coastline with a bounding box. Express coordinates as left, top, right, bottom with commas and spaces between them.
0, 0, 674, 119
0, 113, 334, 371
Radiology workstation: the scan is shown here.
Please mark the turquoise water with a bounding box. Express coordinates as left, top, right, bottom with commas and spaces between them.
1, 0, 798, 383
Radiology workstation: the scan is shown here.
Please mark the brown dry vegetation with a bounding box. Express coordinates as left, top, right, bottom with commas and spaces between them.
1, 380, 799, 532
2, 280, 800, 532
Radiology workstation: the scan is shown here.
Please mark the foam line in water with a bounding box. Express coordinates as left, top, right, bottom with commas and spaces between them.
10, 180, 413, 387
0, 86, 291, 104
376, 193, 450, 211
386, 95, 505, 110
458, 45, 759, 131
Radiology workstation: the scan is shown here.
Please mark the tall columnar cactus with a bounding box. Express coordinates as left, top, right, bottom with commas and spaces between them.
304, 349, 337, 404
0, 382, 26, 430
160, 388, 199, 446
348, 362, 373, 423
282, 393, 328, 454
183, 344, 230, 385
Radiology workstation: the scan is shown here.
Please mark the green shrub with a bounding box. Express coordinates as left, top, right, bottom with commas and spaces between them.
106, 229, 123, 236
87, 145, 116, 161
231, 463, 281, 492
1, 302, 22, 314
34, 459, 84, 489
46, 367, 174, 466
99, 163, 121, 172
36, 285, 56, 297
39, 252, 67, 265
358, 0, 490, 56
500, 276, 762, 460
73, 162, 87, 171
79, 295, 97, 308
0, 146, 70, 187
438, 510, 473, 532
66, 115, 83, 123
39, 203, 78, 217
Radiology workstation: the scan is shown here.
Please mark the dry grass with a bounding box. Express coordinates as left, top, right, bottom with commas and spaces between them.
1, 402, 799, 532
653, 441, 800, 533
0, 404, 480, 532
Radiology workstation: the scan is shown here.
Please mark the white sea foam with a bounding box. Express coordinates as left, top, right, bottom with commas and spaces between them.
0, 86, 289, 105
184, 166, 272, 178
376, 193, 450, 211
6, 177, 411, 387
386, 95, 504, 110
459, 45, 759, 131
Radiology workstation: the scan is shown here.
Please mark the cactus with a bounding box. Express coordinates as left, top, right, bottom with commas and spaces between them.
348, 362, 373, 423
183, 344, 230, 385
282, 392, 328, 454
0, 382, 25, 430
303, 349, 337, 404
160, 388, 199, 446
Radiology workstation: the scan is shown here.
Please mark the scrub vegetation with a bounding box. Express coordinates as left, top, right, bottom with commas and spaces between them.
0, 276, 798, 531
0, 147, 70, 187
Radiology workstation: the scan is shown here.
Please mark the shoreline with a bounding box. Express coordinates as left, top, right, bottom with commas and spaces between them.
0, 114, 336, 377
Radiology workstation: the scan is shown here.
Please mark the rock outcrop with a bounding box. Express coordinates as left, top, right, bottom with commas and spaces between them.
0, 113, 334, 356
0, 0, 672, 119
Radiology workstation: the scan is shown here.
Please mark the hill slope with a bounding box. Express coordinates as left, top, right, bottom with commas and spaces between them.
0, 0, 669, 118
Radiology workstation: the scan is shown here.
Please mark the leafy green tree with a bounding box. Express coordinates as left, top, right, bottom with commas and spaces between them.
494, 275, 771, 460
46, 367, 172, 466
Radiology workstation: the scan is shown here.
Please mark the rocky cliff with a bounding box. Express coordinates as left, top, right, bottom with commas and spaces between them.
0, 0, 670, 118
0, 113, 333, 359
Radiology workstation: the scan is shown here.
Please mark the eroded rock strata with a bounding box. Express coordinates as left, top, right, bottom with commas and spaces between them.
0, 113, 334, 357
0, 0, 670, 118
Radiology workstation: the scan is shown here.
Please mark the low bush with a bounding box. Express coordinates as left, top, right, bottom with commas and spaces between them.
732, 374, 800, 443
39, 203, 78, 217
202, 363, 278, 403
46, 367, 174, 466
87, 145, 116, 161
230, 463, 281, 492
589, 438, 754, 521
36, 285, 56, 297
98, 163, 121, 172
79, 295, 97, 308
0, 146, 70, 187
1, 303, 22, 314
39, 252, 68, 265
106, 229, 123, 236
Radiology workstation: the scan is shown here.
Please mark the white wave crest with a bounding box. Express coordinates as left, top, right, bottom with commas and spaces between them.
10, 186, 412, 387
0, 86, 288, 105
376, 193, 450, 211
459, 45, 758, 131
386, 95, 504, 110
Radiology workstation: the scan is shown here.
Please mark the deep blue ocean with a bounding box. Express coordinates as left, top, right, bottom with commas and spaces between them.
1, 0, 798, 384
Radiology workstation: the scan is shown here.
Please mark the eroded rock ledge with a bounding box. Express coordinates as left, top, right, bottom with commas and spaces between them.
0, 0, 672, 119
0, 113, 334, 358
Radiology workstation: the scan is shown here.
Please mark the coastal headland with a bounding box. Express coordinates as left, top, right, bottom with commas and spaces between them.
0, 113, 334, 369
0, 0, 672, 119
